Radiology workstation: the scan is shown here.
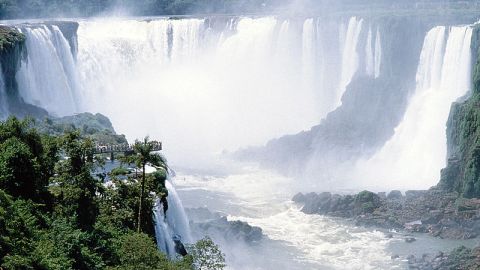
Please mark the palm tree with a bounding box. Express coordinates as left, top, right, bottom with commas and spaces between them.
132, 136, 166, 232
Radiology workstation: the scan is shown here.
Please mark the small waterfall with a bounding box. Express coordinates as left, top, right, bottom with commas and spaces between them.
16, 25, 79, 116
365, 27, 374, 77
154, 179, 192, 258
355, 25, 473, 189
338, 17, 363, 105
365, 25, 382, 78
0, 66, 8, 119
302, 18, 315, 91
374, 27, 382, 78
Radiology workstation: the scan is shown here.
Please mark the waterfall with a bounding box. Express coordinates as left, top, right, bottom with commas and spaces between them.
338, 17, 363, 106
0, 66, 8, 119
154, 179, 192, 258
355, 25, 473, 189
365, 27, 374, 77
74, 16, 371, 165
16, 25, 79, 116
365, 25, 382, 78
302, 18, 315, 92
374, 27, 382, 78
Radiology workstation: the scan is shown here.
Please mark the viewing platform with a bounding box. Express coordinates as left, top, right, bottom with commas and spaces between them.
92, 141, 162, 159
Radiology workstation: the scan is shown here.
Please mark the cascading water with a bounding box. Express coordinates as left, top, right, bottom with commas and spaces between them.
338, 17, 363, 105
0, 66, 8, 119
154, 179, 192, 258
3, 14, 479, 269
75, 17, 367, 166
365, 25, 382, 78
16, 25, 79, 116
374, 27, 382, 78
354, 25, 473, 190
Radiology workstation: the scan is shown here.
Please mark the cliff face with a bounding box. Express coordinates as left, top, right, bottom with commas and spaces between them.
439, 27, 480, 198
234, 16, 439, 175
0, 26, 26, 100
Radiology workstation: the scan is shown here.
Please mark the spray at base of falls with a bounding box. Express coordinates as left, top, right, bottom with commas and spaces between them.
353, 25, 473, 190
154, 179, 192, 258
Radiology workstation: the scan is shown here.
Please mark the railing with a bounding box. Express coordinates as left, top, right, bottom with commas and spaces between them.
93, 141, 162, 154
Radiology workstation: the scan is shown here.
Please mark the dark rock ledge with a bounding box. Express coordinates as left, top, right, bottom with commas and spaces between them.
292, 189, 480, 240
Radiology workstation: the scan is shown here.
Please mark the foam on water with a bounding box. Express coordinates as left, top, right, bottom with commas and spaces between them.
175, 168, 403, 269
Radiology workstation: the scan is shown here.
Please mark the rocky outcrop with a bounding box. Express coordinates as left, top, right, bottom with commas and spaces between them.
35, 112, 128, 145
186, 207, 263, 243
233, 16, 448, 176
439, 26, 480, 198
405, 246, 480, 270
293, 189, 480, 240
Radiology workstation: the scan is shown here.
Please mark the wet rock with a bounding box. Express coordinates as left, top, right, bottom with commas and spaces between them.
192, 216, 263, 243
387, 190, 403, 200
292, 192, 306, 203
377, 192, 387, 199
405, 237, 416, 243
405, 190, 427, 200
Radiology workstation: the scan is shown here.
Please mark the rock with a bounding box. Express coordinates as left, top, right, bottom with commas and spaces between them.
354, 191, 381, 214
377, 192, 387, 199
292, 192, 305, 203
387, 190, 403, 200
405, 190, 427, 200
405, 237, 416, 243
385, 233, 393, 238
391, 254, 399, 260
194, 217, 263, 243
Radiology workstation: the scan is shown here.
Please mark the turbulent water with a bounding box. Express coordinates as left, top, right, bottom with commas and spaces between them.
174, 167, 479, 269
6, 15, 479, 269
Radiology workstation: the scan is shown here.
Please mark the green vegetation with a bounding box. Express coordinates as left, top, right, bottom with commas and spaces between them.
0, 0, 282, 19
187, 236, 226, 270
0, 116, 225, 269
36, 113, 127, 145
0, 26, 25, 51
354, 190, 380, 214
439, 27, 480, 198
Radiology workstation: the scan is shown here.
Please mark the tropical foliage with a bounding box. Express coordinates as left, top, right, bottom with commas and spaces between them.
0, 116, 224, 269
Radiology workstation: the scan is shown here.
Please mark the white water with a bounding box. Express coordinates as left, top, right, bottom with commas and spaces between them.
17, 25, 79, 116
355, 26, 473, 190
154, 179, 192, 257
365, 26, 382, 78
338, 17, 363, 105
5, 16, 366, 167
9, 16, 478, 269
0, 66, 8, 118
374, 27, 382, 78
175, 168, 405, 269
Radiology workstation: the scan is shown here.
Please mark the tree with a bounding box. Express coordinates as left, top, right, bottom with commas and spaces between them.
51, 131, 100, 230
132, 137, 167, 233
0, 117, 58, 201
188, 236, 225, 270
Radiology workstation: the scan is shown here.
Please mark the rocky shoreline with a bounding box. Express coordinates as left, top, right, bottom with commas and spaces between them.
293, 189, 480, 240
293, 189, 480, 269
